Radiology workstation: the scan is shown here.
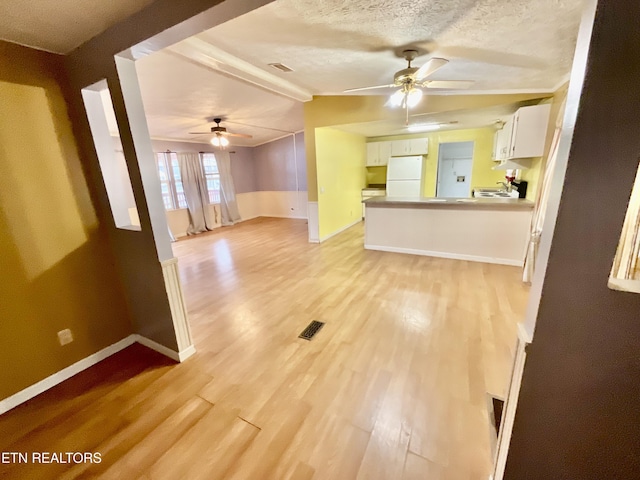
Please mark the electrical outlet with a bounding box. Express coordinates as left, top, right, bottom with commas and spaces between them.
57, 329, 73, 346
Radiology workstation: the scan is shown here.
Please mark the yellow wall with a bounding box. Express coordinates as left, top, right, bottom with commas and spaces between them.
366, 166, 387, 185
369, 127, 504, 196
304, 93, 552, 201
315, 128, 366, 239
0, 41, 132, 400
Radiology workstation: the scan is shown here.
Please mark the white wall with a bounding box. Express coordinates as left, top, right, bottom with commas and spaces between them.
170, 191, 308, 238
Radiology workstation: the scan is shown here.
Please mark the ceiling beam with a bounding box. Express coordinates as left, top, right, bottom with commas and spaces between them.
168, 37, 313, 102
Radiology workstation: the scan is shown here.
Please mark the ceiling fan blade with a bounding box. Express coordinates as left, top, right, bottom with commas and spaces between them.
343, 84, 395, 93
223, 132, 253, 138
437, 46, 548, 70
424, 80, 475, 89
415, 57, 449, 81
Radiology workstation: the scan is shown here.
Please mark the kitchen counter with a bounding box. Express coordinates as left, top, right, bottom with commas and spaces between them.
364, 196, 534, 210
364, 196, 533, 266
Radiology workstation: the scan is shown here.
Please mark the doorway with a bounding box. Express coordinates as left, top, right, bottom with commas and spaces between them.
436, 141, 474, 198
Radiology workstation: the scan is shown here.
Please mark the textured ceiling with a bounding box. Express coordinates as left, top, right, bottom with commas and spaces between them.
335, 103, 525, 137
136, 0, 583, 144
198, 0, 583, 93
0, 0, 155, 53
136, 51, 303, 147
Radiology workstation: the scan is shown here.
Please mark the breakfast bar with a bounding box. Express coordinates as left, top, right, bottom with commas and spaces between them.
364, 197, 534, 266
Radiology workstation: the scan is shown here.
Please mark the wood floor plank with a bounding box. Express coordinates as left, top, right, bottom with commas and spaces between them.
288, 461, 315, 480
0, 218, 529, 480
97, 396, 213, 479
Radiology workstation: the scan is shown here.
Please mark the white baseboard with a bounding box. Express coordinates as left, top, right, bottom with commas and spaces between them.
307, 201, 319, 243
320, 218, 362, 243
134, 334, 194, 362
0, 335, 136, 415
364, 244, 524, 266
0, 334, 196, 416
260, 214, 308, 220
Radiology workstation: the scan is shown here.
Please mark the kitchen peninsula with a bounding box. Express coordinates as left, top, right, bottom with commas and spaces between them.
364, 197, 534, 266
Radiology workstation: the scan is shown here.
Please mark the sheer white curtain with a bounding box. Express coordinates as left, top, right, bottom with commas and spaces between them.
178, 152, 214, 235
522, 98, 567, 283
215, 150, 241, 226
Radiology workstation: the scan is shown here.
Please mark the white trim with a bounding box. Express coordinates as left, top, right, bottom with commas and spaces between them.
364, 244, 523, 266
251, 132, 295, 147
607, 278, 640, 294
517, 322, 532, 344
320, 218, 362, 243
0, 333, 198, 415
161, 258, 194, 354
0, 335, 136, 415
133, 334, 195, 362
260, 214, 308, 220
492, 332, 530, 480
307, 201, 319, 243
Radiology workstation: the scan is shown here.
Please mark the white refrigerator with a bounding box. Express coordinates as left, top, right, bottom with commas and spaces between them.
386, 156, 423, 197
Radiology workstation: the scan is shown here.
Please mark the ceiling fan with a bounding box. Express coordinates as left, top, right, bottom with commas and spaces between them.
344, 49, 474, 122
189, 118, 253, 147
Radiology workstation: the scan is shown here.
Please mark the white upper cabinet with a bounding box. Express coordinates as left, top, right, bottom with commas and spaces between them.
378, 141, 392, 165
366, 141, 392, 166
367, 137, 428, 166
366, 143, 379, 166
408, 138, 429, 155
493, 122, 511, 161
390, 138, 428, 156
494, 104, 552, 162
509, 104, 551, 158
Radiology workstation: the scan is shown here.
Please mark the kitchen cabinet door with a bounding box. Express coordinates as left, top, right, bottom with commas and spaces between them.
366, 143, 379, 166
407, 138, 428, 155
391, 140, 410, 156
493, 124, 512, 161
509, 104, 551, 158
378, 141, 392, 165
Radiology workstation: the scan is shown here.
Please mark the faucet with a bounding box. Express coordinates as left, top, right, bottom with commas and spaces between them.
497, 181, 511, 192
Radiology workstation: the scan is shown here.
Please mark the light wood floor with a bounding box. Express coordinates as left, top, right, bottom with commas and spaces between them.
0, 217, 529, 479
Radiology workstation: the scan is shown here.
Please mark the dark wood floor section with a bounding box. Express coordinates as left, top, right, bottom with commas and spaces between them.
0, 218, 529, 479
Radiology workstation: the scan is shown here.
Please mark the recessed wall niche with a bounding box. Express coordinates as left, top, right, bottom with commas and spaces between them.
609, 159, 640, 293
81, 79, 140, 230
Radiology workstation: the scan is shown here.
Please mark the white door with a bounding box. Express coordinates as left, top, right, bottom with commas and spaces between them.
436, 142, 474, 198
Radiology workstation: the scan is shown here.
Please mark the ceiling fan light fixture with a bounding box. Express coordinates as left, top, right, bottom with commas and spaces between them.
210, 134, 229, 147
406, 88, 423, 108
389, 89, 405, 107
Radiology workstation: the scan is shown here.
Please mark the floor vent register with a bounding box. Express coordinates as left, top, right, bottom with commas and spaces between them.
299, 320, 325, 340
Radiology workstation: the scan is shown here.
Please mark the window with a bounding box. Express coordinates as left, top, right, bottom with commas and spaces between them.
201, 153, 221, 204
156, 152, 187, 210
609, 158, 640, 293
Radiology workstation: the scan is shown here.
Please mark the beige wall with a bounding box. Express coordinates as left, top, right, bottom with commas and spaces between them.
0, 41, 132, 400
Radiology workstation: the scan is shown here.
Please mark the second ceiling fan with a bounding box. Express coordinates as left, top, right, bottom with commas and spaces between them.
190, 118, 253, 147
